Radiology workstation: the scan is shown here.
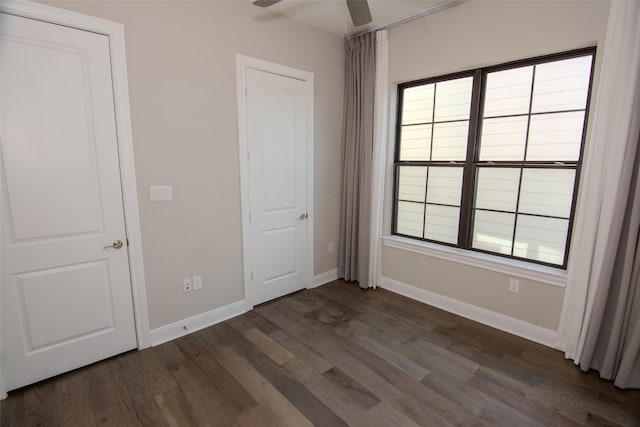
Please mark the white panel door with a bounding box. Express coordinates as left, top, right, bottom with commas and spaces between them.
246, 68, 308, 305
1, 13, 137, 391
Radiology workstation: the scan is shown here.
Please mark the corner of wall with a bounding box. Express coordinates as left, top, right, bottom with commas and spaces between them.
311, 268, 338, 289
379, 276, 559, 348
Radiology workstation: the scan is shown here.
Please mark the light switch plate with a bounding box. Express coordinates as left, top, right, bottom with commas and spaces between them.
150, 185, 172, 201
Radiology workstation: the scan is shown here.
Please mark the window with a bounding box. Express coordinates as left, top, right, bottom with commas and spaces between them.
393, 48, 595, 268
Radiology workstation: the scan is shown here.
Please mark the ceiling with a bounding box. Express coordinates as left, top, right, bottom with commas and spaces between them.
251, 0, 449, 37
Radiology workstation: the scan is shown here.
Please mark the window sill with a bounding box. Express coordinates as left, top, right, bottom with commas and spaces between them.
381, 235, 567, 287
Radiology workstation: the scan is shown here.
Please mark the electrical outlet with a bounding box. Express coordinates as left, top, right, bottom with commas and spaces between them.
183, 278, 192, 292
509, 278, 520, 294
328, 242, 334, 253
193, 275, 202, 290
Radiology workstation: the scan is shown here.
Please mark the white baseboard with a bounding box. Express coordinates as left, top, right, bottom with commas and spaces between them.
310, 268, 338, 288
149, 300, 247, 347
378, 277, 558, 348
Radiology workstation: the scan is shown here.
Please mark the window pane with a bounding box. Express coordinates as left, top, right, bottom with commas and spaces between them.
483, 66, 533, 117
519, 169, 575, 218
526, 111, 585, 161
472, 210, 514, 255
425, 204, 459, 244
396, 201, 424, 238
475, 168, 520, 212
402, 84, 434, 125
434, 77, 473, 122
426, 167, 463, 206
513, 215, 568, 265
399, 124, 431, 161
397, 166, 427, 202
432, 121, 468, 160
531, 56, 592, 114
479, 116, 528, 161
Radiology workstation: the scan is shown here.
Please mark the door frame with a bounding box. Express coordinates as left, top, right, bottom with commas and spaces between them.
235, 54, 314, 310
0, 0, 150, 398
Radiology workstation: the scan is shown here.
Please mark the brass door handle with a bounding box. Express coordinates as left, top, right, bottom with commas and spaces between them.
103, 240, 124, 250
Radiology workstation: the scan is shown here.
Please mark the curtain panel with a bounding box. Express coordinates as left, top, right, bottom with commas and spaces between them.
557, 0, 640, 389
338, 32, 376, 288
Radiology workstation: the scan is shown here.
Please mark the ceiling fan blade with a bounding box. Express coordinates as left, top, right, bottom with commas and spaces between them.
253, 0, 282, 7
346, 0, 372, 26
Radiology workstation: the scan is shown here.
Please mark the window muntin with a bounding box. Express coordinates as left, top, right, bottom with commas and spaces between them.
396, 74, 473, 245
393, 49, 595, 268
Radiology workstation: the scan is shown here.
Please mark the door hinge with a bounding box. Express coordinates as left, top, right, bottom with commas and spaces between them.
245, 86, 248, 98
126, 238, 129, 247
251, 272, 254, 280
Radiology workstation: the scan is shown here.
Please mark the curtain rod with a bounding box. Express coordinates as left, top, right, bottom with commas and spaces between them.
347, 0, 468, 39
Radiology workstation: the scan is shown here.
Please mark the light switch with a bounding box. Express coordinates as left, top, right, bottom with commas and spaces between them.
150, 185, 172, 201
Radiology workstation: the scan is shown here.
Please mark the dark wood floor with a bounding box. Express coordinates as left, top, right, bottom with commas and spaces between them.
2, 280, 639, 426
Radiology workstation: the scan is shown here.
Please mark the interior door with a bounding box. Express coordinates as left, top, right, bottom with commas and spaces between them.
246, 68, 309, 305
1, 13, 137, 391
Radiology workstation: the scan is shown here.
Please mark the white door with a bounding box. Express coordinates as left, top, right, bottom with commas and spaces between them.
1, 13, 137, 391
246, 68, 309, 305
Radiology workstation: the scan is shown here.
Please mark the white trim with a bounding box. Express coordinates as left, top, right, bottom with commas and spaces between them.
382, 235, 567, 288
310, 268, 338, 288
149, 300, 247, 347
379, 277, 558, 348
0, 0, 150, 398
369, 30, 389, 290
235, 54, 314, 310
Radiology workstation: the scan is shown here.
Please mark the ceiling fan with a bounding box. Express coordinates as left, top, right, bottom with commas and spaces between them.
253, 0, 373, 27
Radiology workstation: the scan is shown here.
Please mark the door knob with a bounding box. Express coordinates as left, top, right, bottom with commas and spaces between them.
103, 240, 124, 250
299, 213, 308, 220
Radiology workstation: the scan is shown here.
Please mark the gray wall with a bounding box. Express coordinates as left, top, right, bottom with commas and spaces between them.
384, 0, 611, 330
43, 0, 345, 329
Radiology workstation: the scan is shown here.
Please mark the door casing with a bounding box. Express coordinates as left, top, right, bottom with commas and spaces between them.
0, 0, 149, 399
235, 54, 314, 310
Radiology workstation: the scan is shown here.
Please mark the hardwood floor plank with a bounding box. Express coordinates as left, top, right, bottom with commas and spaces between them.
211, 323, 350, 427
108, 351, 171, 426
82, 359, 128, 416
530, 375, 639, 427
236, 406, 288, 427
385, 396, 463, 427
333, 320, 430, 381
0, 389, 24, 427
422, 371, 545, 427
404, 335, 480, 383
365, 401, 423, 427
274, 296, 475, 425
154, 386, 200, 427
92, 402, 139, 427
468, 367, 583, 426
242, 328, 296, 366
153, 341, 238, 426
55, 371, 96, 427
175, 335, 257, 415
321, 367, 380, 410
268, 329, 334, 374
3, 279, 639, 427
196, 332, 315, 427
256, 300, 404, 402
24, 380, 60, 427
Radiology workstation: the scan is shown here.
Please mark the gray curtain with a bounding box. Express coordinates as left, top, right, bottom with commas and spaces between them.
338, 32, 376, 289
579, 87, 640, 389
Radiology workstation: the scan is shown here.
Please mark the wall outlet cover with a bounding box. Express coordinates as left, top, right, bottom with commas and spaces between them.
193, 275, 202, 290
150, 185, 173, 201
